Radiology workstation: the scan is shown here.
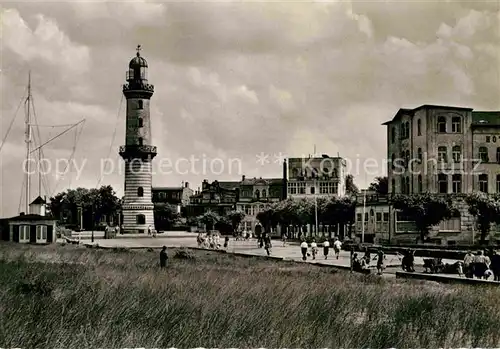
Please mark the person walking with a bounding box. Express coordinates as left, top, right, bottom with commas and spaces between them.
264, 233, 272, 256
300, 240, 308, 261
311, 239, 318, 260
333, 238, 342, 260
224, 236, 229, 249
323, 239, 330, 260
282, 232, 288, 247
463, 251, 475, 278
375, 248, 385, 275
148, 225, 152, 236
160, 246, 168, 268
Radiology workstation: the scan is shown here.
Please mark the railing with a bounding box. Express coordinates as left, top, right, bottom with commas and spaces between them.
119, 145, 157, 155
122, 83, 154, 93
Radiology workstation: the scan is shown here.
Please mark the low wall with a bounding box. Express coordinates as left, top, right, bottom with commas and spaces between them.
396, 271, 500, 286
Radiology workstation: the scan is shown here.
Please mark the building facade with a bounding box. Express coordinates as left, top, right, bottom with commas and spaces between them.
119, 46, 157, 234
287, 155, 347, 199
152, 183, 193, 212
186, 180, 240, 217
377, 105, 500, 244
236, 176, 284, 235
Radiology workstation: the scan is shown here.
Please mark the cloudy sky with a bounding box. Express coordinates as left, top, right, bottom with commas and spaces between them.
1, 0, 499, 216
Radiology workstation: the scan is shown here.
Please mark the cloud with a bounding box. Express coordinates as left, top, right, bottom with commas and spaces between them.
0, 1, 499, 216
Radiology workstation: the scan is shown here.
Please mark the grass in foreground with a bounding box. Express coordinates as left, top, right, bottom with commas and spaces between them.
1, 242, 500, 348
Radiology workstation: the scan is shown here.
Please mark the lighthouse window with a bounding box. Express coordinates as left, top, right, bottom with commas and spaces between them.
136, 214, 146, 225
138, 100, 143, 109
138, 118, 143, 127
137, 187, 144, 197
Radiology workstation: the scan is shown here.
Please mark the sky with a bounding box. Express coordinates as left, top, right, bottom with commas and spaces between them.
1, 0, 499, 217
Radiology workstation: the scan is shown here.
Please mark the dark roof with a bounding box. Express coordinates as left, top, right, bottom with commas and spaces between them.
471, 111, 500, 127
7, 214, 56, 222
241, 177, 283, 186
30, 196, 46, 205
152, 187, 184, 191
129, 52, 148, 68
218, 181, 240, 190
382, 104, 474, 125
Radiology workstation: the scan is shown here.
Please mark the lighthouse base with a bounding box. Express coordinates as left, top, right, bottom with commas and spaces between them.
121, 204, 155, 234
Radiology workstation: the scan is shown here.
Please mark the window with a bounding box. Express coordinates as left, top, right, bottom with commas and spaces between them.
288, 183, 297, 195
391, 179, 396, 193
332, 168, 338, 177
310, 187, 315, 194
452, 145, 461, 163
439, 217, 461, 232
137, 187, 144, 197
400, 152, 406, 168
383, 212, 389, 221
452, 174, 462, 194
451, 117, 461, 133
418, 175, 423, 193
497, 147, 500, 164
479, 174, 488, 193
255, 190, 260, 199
136, 214, 146, 225
138, 137, 143, 146
486, 136, 491, 143
401, 177, 405, 194
437, 116, 446, 133
262, 190, 266, 198
297, 182, 306, 194
138, 118, 143, 127
417, 119, 422, 136
138, 100, 143, 109
497, 174, 500, 193
417, 148, 422, 162
438, 174, 448, 194
391, 127, 396, 143
376, 212, 382, 221
159, 192, 166, 200
391, 153, 396, 169
405, 150, 410, 169
365, 213, 368, 222
479, 146, 488, 162
319, 182, 338, 194
405, 177, 411, 194
438, 146, 447, 163
36, 225, 47, 242
19, 225, 29, 242
357, 213, 362, 222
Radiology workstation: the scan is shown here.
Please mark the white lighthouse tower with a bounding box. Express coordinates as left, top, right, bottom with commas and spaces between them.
119, 45, 156, 234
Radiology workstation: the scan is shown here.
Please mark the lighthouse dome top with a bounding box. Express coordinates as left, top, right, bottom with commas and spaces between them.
129, 45, 148, 69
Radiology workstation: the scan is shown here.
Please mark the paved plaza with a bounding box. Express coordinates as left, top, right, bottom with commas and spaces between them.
71, 233, 460, 274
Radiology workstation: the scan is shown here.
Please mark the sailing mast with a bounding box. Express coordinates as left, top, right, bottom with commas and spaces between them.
24, 72, 32, 214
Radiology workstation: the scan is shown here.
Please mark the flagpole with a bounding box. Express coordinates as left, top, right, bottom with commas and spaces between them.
361, 190, 366, 244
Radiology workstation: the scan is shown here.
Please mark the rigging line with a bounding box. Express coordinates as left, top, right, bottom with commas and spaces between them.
51, 120, 86, 197
29, 124, 83, 127
67, 123, 85, 190
0, 86, 28, 155
30, 119, 85, 154
30, 94, 51, 196
95, 94, 123, 189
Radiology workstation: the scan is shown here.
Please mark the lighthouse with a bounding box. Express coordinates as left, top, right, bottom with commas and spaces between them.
119, 45, 156, 234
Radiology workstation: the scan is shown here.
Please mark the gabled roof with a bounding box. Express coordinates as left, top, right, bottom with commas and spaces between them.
30, 196, 46, 205
382, 104, 473, 125
471, 111, 500, 127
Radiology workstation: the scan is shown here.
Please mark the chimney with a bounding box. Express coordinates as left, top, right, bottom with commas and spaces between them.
242, 175, 245, 181
185, 182, 189, 188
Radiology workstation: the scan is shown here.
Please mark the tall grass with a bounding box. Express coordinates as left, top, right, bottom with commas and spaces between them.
1, 243, 500, 348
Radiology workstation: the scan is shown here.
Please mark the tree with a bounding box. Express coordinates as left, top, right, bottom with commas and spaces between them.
392, 193, 455, 243
199, 211, 220, 231
226, 210, 245, 232
154, 203, 180, 231
345, 174, 359, 196
368, 176, 388, 195
49, 186, 120, 230
465, 192, 500, 244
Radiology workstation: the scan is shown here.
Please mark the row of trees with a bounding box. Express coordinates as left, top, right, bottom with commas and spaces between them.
256, 197, 356, 237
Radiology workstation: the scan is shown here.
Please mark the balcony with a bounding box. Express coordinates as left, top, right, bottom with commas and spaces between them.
122, 83, 154, 94
119, 145, 157, 159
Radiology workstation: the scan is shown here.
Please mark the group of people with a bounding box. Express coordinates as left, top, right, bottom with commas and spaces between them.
257, 233, 273, 255
463, 249, 500, 280
197, 231, 230, 249
351, 248, 386, 275
299, 238, 343, 261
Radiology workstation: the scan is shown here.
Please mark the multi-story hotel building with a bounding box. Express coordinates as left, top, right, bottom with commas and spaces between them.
364, 104, 500, 244
286, 155, 347, 199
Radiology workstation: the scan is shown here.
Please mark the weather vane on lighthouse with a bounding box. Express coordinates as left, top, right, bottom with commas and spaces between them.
136, 44, 142, 56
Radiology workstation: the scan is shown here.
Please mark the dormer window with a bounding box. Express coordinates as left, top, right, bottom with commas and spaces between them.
138, 100, 143, 109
